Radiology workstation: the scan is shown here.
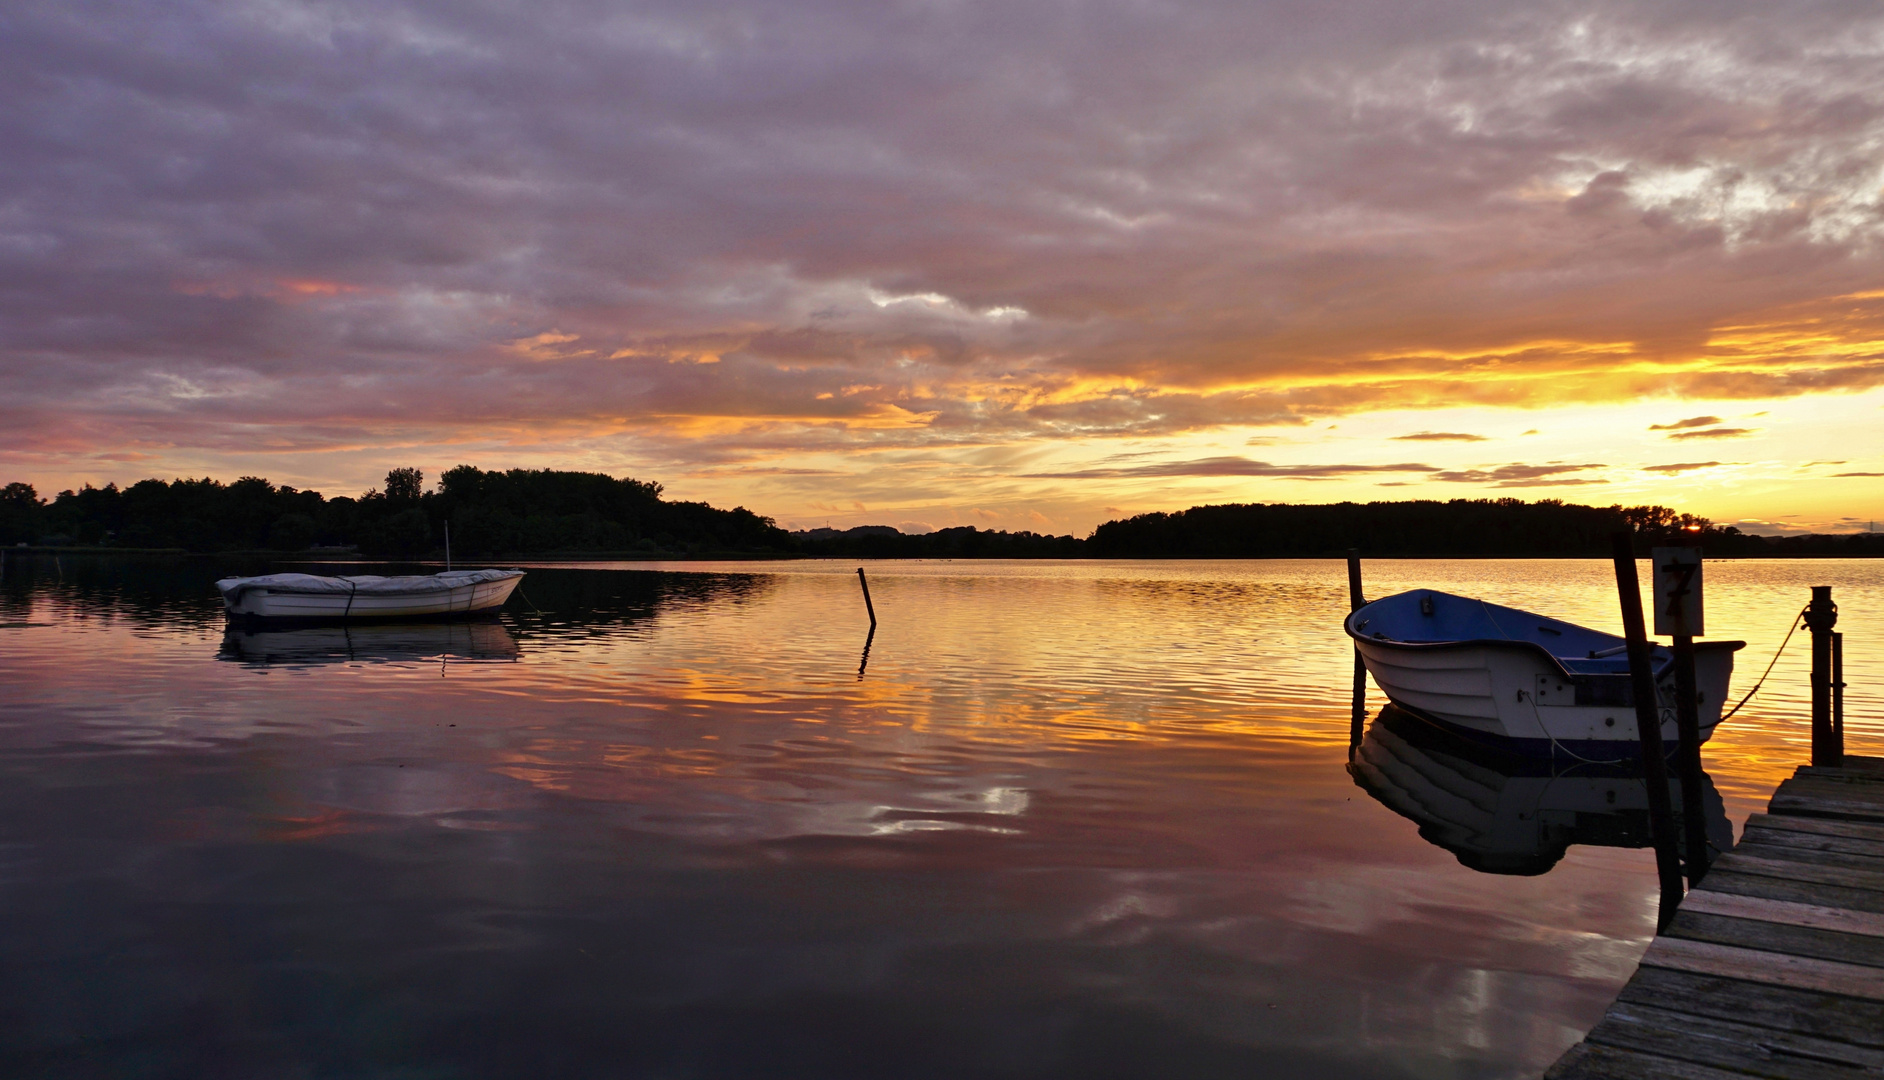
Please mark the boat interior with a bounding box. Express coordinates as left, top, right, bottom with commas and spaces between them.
1348, 589, 1668, 674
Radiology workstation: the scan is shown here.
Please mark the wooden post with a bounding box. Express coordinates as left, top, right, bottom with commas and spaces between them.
856, 567, 877, 629
1669, 633, 1709, 884
1833, 631, 1845, 755
1805, 586, 1840, 767
1611, 532, 1684, 928
1654, 546, 1711, 886
1347, 549, 1366, 753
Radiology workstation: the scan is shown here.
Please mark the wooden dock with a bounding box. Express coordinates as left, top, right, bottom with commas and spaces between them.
1547, 755, 1884, 1079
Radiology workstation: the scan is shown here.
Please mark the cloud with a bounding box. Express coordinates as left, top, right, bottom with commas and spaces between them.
2, 0, 1884, 509
1393, 432, 1488, 442
1667, 427, 1757, 440
1643, 462, 1722, 474
1022, 457, 1437, 480
1429, 463, 1607, 487
1834, 471, 1884, 477
1649, 416, 1724, 431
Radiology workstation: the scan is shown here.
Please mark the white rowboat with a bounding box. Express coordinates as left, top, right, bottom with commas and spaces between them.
216, 569, 525, 620
1345, 589, 1743, 760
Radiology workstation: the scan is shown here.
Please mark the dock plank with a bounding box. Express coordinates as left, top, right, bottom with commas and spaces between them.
1768, 784, 1884, 823
1548, 758, 1884, 1077
1794, 766, 1884, 785
1637, 936, 1884, 1001
1696, 868, 1884, 916
1586, 1000, 1884, 1078
1741, 824, 1884, 860
1729, 840, 1884, 873
1665, 910, 1884, 969
1616, 967, 1884, 1050
1678, 889, 1884, 938
1546, 1042, 1781, 1080
1742, 813, 1884, 844
1710, 851, 1884, 892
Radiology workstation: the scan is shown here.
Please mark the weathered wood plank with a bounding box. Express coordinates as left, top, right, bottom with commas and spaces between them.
1712, 851, 1884, 892
1769, 782, 1884, 823
1793, 766, 1884, 785
1771, 777, 1884, 799
1545, 1041, 1774, 1080
1743, 813, 1884, 844
1638, 936, 1884, 1001
1679, 889, 1884, 939
1742, 824, 1884, 860
1587, 999, 1884, 1077
1731, 840, 1884, 874
1699, 868, 1884, 917
1768, 795, 1884, 823
1666, 910, 1884, 969
1549, 759, 1884, 1078
1617, 966, 1884, 1049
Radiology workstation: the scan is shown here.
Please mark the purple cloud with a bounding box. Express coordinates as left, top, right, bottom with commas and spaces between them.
0, 0, 1881, 503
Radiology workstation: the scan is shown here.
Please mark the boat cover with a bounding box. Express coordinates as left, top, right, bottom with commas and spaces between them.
216, 569, 523, 602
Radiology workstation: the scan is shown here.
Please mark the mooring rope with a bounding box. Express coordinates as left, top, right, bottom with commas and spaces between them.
1718, 604, 1810, 722
515, 581, 547, 616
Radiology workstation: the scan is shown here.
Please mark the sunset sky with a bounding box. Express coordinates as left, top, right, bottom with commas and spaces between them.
3, 0, 1882, 535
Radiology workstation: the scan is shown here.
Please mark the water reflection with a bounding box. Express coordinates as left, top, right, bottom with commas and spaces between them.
1349, 705, 1732, 875
219, 619, 523, 666
1, 557, 1878, 1079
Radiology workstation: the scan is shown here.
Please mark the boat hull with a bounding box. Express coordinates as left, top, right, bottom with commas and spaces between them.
218, 572, 523, 621
1354, 637, 1737, 760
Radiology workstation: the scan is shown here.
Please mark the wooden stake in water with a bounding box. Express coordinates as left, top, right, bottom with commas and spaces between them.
856, 567, 877, 629
1611, 532, 1684, 930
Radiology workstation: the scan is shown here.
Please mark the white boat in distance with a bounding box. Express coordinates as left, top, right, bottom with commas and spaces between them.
216, 569, 525, 621
1345, 589, 1743, 759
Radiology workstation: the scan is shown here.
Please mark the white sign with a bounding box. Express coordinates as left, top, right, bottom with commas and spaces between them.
1652, 547, 1704, 637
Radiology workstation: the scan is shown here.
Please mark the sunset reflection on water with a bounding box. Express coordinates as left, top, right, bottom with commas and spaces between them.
0, 557, 1876, 1078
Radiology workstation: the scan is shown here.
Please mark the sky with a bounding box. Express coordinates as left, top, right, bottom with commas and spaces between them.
3, 0, 1883, 536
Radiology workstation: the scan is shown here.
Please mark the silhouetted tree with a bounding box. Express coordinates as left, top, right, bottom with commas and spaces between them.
384, 467, 424, 502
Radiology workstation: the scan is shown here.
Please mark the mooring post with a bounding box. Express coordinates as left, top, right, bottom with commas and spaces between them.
1611, 532, 1684, 928
1805, 586, 1840, 767
1669, 632, 1710, 884
856, 567, 877, 629
1348, 549, 1367, 753
1833, 631, 1845, 756
1654, 546, 1711, 886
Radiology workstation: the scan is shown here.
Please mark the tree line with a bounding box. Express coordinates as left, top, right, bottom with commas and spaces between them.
1084, 499, 1883, 557
0, 467, 793, 557
2, 475, 1877, 558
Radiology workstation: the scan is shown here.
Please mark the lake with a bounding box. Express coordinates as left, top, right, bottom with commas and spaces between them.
0, 556, 1876, 1079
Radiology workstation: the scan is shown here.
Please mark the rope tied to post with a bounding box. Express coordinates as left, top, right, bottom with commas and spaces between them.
1718, 603, 1810, 722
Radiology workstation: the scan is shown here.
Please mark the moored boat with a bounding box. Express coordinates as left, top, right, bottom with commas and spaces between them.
216, 569, 525, 621
1344, 589, 1743, 759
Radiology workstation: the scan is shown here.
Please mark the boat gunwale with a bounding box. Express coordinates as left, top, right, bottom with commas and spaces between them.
1343, 591, 1744, 683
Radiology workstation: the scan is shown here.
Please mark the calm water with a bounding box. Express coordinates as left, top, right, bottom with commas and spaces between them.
0, 556, 1877, 1079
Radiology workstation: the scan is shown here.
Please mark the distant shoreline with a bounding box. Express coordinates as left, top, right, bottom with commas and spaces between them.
5, 546, 1879, 562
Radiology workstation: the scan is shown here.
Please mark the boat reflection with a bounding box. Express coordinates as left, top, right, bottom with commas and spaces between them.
219, 619, 521, 666
1348, 705, 1731, 876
